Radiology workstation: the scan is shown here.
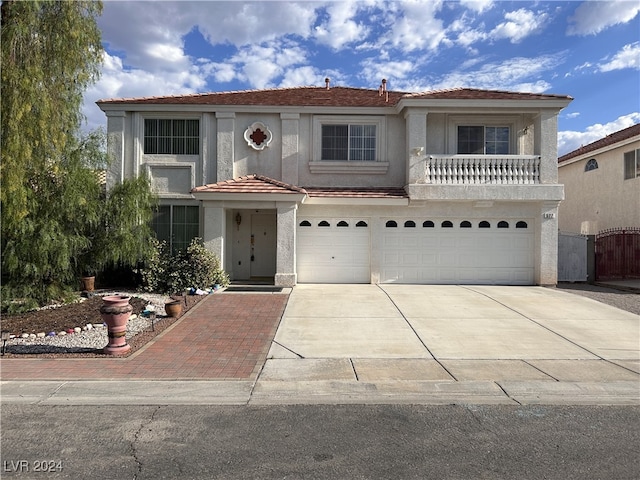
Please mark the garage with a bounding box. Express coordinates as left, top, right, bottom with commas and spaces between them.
380, 218, 534, 285
297, 218, 370, 283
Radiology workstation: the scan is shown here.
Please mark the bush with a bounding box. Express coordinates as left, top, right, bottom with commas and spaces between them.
140, 238, 229, 294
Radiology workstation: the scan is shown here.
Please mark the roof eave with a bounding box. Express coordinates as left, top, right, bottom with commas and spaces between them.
396, 97, 573, 112
191, 192, 307, 203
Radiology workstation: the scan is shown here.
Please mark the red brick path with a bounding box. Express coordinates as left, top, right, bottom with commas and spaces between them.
0, 293, 288, 381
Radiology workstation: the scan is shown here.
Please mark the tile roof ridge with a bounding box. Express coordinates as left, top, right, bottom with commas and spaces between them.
250, 174, 308, 193
403, 87, 464, 98
404, 87, 572, 99
97, 85, 411, 103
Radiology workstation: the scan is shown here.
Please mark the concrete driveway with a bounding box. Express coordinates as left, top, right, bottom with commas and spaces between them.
256, 284, 640, 404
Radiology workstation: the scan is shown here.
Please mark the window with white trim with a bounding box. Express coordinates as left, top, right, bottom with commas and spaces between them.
624, 149, 640, 180
458, 126, 510, 154
321, 124, 376, 161
144, 119, 199, 155
312, 116, 387, 172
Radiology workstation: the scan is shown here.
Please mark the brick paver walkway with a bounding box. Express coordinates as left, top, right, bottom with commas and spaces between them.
0, 293, 289, 381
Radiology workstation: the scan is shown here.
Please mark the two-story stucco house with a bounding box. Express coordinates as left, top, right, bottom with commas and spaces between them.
558, 123, 640, 235
97, 82, 572, 287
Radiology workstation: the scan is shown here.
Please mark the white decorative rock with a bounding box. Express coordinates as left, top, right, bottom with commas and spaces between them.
29, 333, 36, 339
58, 331, 67, 336
86, 323, 93, 330
36, 332, 46, 338
130, 314, 137, 320
21, 333, 29, 339
73, 327, 82, 333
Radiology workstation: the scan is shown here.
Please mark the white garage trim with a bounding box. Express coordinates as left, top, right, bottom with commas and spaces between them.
297, 218, 371, 283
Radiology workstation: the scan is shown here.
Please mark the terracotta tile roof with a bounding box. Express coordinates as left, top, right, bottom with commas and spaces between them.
303, 187, 408, 198
558, 123, 640, 163
192, 174, 306, 194
98, 86, 408, 108
404, 87, 572, 101
97, 86, 571, 108
191, 175, 408, 199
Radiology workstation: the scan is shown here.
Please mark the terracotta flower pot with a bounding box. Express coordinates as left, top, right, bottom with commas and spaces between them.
164, 300, 183, 318
81, 276, 95, 292
100, 295, 132, 355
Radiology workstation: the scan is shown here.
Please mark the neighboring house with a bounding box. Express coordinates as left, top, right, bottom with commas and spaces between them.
97, 82, 572, 287
558, 123, 640, 234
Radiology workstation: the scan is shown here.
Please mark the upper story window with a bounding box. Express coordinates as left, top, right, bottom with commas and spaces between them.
321, 124, 376, 161
144, 119, 199, 155
311, 116, 387, 174
585, 159, 598, 172
457, 126, 510, 154
624, 149, 640, 180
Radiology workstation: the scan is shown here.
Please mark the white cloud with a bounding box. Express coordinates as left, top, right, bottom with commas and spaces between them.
383, 0, 448, 53
196, 2, 317, 46
431, 54, 562, 92
359, 58, 415, 87
280, 66, 323, 87
599, 42, 640, 72
460, 0, 494, 14
558, 112, 640, 156
566, 112, 581, 119
314, 1, 371, 50
567, 0, 640, 36
489, 8, 547, 44
225, 42, 309, 89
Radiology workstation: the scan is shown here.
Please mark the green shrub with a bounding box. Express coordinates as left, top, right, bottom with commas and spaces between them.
140, 238, 229, 294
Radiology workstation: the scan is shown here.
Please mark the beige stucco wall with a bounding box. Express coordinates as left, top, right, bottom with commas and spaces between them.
558, 136, 640, 234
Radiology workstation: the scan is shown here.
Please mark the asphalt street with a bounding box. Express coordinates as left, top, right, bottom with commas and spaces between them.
2, 404, 639, 479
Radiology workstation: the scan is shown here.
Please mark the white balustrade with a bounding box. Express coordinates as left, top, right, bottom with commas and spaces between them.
425, 155, 541, 184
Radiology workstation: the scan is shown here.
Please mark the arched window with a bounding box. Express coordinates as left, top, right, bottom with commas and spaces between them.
386, 220, 398, 228
516, 221, 528, 229
299, 220, 311, 227
318, 220, 330, 227
356, 221, 368, 227
337, 220, 349, 227
423, 220, 434, 228
479, 221, 490, 228
498, 221, 509, 228
441, 221, 453, 228
585, 159, 598, 172
404, 220, 416, 228
460, 221, 472, 228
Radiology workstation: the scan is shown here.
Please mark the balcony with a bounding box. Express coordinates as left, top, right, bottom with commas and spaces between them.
425, 155, 541, 185
407, 154, 563, 203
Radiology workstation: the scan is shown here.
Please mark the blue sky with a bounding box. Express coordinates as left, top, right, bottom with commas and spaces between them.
85, 0, 640, 156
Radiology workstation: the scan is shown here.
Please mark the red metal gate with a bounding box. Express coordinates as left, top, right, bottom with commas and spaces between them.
595, 228, 640, 280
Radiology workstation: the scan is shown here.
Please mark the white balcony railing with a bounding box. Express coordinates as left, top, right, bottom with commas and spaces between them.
425, 155, 541, 185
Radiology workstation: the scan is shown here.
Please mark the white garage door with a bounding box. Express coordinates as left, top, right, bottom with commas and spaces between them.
297, 218, 370, 283
381, 219, 534, 285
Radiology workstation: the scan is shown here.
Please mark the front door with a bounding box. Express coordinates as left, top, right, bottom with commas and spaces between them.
250, 213, 277, 278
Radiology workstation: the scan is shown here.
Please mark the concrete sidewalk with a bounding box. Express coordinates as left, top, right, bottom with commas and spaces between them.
1, 285, 639, 406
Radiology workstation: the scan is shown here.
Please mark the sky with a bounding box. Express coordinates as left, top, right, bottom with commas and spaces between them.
85, 0, 640, 156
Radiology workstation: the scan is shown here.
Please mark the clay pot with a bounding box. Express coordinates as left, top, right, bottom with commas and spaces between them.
100, 295, 132, 355
81, 276, 95, 292
164, 300, 183, 318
